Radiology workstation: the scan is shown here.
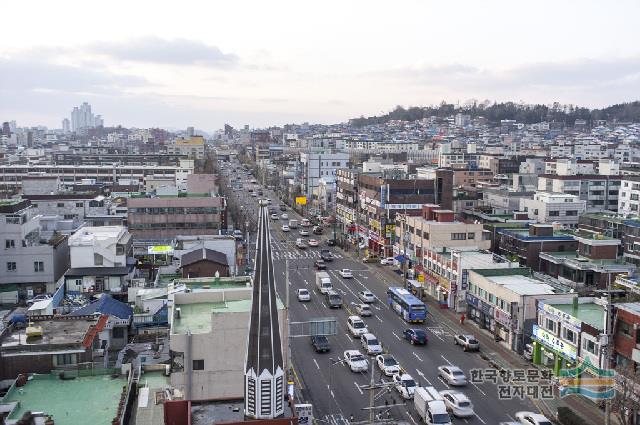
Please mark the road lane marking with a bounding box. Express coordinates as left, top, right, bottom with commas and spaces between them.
303, 304, 308, 310
475, 414, 487, 424
354, 382, 363, 395
406, 412, 417, 425
392, 331, 401, 340
471, 381, 487, 396
437, 376, 451, 388
440, 354, 453, 366
412, 352, 423, 362
313, 359, 320, 369
507, 414, 516, 422
372, 305, 381, 311
415, 369, 432, 385
376, 316, 383, 323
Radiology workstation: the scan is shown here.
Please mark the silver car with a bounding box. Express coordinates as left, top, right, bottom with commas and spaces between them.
438, 365, 467, 386
454, 334, 480, 352
439, 390, 474, 417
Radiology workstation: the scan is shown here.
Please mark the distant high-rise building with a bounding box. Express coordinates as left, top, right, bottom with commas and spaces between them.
62, 118, 70, 133
9, 121, 17, 133
186, 126, 195, 137
2, 122, 10, 136
69, 102, 103, 132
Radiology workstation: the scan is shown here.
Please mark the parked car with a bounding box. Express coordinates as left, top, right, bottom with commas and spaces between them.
308, 239, 320, 247
326, 239, 337, 246
361, 333, 383, 355
281, 224, 290, 232
439, 390, 474, 418
314, 259, 327, 270
380, 257, 395, 265
299, 229, 310, 236
403, 328, 428, 345
311, 335, 330, 353
362, 255, 379, 263
344, 350, 368, 373
338, 269, 353, 278
453, 334, 480, 352
376, 354, 400, 376
26, 294, 52, 306
358, 290, 375, 303
438, 366, 467, 386
297, 288, 311, 302
514, 412, 553, 425
354, 303, 372, 317
233, 229, 243, 240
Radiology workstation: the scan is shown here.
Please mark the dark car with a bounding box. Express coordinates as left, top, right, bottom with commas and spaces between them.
320, 249, 334, 262
257, 191, 263, 196
279, 205, 287, 211
403, 329, 428, 345
312, 226, 324, 235
314, 259, 327, 270
326, 290, 343, 308
326, 239, 336, 246
311, 335, 331, 353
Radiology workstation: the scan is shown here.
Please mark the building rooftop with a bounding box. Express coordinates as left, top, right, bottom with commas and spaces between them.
489, 275, 557, 295
500, 228, 576, 240
551, 302, 604, 329
1, 317, 98, 350
541, 251, 630, 267
135, 370, 171, 425
1, 372, 127, 425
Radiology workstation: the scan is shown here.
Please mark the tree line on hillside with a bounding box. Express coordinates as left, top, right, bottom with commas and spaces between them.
349, 101, 640, 127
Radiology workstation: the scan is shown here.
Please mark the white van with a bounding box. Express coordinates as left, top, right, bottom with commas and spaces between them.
414, 386, 451, 425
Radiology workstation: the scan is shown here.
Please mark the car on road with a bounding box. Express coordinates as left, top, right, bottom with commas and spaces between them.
233, 230, 243, 240
296, 238, 307, 249
380, 257, 396, 265
358, 290, 375, 303
344, 350, 368, 373
299, 229, 310, 236
361, 333, 383, 355
270, 213, 278, 220
312, 226, 323, 235
314, 259, 327, 270
308, 239, 320, 247
375, 354, 400, 376
320, 250, 334, 261
354, 303, 372, 317
297, 288, 311, 302
439, 390, 474, 418
326, 239, 336, 246
403, 328, 428, 345
362, 255, 379, 263
281, 224, 290, 232
26, 294, 52, 306
301, 218, 311, 227
392, 373, 418, 399
279, 205, 287, 211
453, 334, 480, 352
325, 290, 342, 308
251, 192, 258, 197
281, 213, 288, 220
338, 269, 353, 278
514, 412, 553, 425
347, 315, 368, 337
310, 335, 330, 353
438, 365, 467, 386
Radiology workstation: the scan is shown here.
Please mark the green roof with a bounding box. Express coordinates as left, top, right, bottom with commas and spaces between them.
551, 302, 604, 329
471, 268, 531, 277
2, 372, 127, 425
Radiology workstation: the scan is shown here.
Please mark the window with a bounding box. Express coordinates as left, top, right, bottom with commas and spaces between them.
54, 353, 77, 366
451, 233, 467, 241
192, 359, 204, 370
34, 261, 44, 272
57, 203, 65, 208
545, 317, 556, 333
75, 202, 84, 207
112, 327, 125, 338
5, 240, 15, 249
619, 321, 631, 338
562, 327, 577, 344
566, 210, 578, 216
6, 262, 16, 272
467, 233, 475, 239
548, 211, 560, 217
94, 253, 103, 266
583, 338, 597, 355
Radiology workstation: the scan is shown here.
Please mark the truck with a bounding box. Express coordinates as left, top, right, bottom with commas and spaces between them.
289, 219, 299, 229
315, 271, 333, 294
414, 387, 451, 425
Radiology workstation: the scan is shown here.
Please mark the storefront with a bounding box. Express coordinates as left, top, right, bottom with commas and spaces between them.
531, 324, 578, 376
465, 293, 494, 330
494, 308, 513, 349
423, 270, 450, 307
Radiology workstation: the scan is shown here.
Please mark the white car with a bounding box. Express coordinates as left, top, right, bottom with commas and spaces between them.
380, 257, 395, 265
26, 294, 52, 306
376, 354, 400, 376
297, 288, 311, 302
514, 412, 553, 425
358, 290, 375, 303
281, 224, 290, 232
270, 213, 278, 220
438, 365, 467, 386
281, 213, 288, 220
439, 390, 474, 418
338, 269, 353, 278
392, 373, 417, 399
307, 239, 319, 247
347, 315, 369, 337
344, 350, 369, 373
361, 333, 383, 355
354, 303, 372, 317
299, 229, 310, 236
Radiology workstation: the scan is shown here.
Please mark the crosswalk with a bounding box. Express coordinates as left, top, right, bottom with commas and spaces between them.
271, 249, 344, 261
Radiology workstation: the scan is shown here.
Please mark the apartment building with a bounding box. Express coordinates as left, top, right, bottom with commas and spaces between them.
166, 135, 206, 160
0, 199, 69, 296
127, 196, 226, 240
618, 176, 640, 216
65, 226, 133, 293
537, 174, 620, 212
520, 191, 586, 228
299, 150, 350, 196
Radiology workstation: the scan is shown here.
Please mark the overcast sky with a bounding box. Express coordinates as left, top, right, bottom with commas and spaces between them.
1, 0, 639, 131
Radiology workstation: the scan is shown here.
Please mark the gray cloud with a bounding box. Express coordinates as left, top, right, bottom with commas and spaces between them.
89, 37, 239, 66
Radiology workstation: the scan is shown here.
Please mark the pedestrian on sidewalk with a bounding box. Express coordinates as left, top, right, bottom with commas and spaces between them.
460, 313, 465, 325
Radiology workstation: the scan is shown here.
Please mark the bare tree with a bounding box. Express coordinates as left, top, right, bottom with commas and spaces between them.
611, 363, 640, 425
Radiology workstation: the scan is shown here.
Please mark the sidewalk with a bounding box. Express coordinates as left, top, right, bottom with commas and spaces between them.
342, 250, 612, 425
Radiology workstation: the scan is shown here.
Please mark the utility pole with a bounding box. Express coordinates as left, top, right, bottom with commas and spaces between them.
604, 273, 612, 425
284, 257, 291, 376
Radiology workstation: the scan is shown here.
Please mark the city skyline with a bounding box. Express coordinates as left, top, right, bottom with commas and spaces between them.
1, 0, 639, 131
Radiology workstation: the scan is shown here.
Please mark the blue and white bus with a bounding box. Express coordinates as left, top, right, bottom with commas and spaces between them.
387, 287, 427, 323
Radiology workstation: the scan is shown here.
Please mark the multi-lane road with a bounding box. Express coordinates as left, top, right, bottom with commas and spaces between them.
222, 162, 538, 424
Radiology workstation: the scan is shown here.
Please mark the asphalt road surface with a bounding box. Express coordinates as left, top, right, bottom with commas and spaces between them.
223, 162, 538, 425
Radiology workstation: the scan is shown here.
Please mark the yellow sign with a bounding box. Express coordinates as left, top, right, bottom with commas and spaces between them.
295, 196, 307, 205
147, 245, 174, 255
418, 274, 425, 282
